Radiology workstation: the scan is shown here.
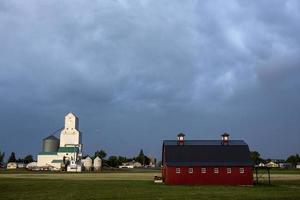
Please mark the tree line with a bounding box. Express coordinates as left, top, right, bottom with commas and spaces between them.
0, 149, 154, 168
1, 149, 299, 168
250, 151, 300, 167
89, 149, 155, 168
0, 150, 34, 164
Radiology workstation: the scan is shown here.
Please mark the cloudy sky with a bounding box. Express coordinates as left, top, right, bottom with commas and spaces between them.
0, 0, 299, 160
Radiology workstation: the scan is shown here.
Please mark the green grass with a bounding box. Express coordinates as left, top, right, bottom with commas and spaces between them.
1, 170, 300, 200
257, 168, 300, 174
1, 178, 300, 200
0, 168, 161, 174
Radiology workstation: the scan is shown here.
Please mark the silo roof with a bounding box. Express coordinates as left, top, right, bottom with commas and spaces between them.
43, 135, 59, 140
94, 156, 101, 160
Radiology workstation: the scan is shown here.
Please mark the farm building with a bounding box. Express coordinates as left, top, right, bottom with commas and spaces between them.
279, 162, 293, 169
266, 161, 279, 168
81, 156, 93, 171
162, 133, 253, 185
37, 112, 83, 171
119, 161, 142, 168
6, 162, 17, 169
93, 156, 102, 171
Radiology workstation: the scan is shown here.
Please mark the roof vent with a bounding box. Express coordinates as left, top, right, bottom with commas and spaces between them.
221, 132, 229, 145
177, 133, 185, 145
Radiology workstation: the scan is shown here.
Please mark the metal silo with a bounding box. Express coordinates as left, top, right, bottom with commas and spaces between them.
81, 156, 93, 171
93, 156, 102, 171
42, 135, 59, 152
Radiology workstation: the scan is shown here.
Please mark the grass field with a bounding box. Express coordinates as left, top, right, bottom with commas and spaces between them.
1, 169, 300, 200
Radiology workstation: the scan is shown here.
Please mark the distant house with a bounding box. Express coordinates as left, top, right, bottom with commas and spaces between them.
279, 163, 293, 169
6, 162, 17, 169
162, 133, 253, 185
26, 162, 37, 170
119, 161, 142, 168
17, 163, 27, 168
258, 163, 265, 167
266, 161, 279, 168
296, 163, 300, 169
270, 159, 285, 163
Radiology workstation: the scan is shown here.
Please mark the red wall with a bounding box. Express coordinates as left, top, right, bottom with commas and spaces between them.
163, 166, 253, 185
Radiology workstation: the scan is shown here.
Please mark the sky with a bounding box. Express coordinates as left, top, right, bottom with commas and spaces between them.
0, 0, 300, 161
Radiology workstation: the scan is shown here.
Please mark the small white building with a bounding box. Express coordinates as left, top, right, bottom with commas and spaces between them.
6, 162, 17, 169
17, 163, 27, 168
296, 163, 300, 169
266, 161, 279, 168
258, 162, 265, 167
119, 161, 142, 168
26, 162, 37, 170
279, 162, 293, 169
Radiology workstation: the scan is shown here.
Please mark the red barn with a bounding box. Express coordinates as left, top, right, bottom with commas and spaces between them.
162, 133, 253, 185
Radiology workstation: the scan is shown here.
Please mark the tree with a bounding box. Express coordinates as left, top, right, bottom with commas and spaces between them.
7, 152, 16, 163
144, 156, 151, 165
136, 149, 146, 165
107, 156, 118, 167
94, 150, 107, 159
0, 151, 4, 163
117, 156, 127, 166
157, 160, 162, 167
286, 154, 300, 167
23, 155, 34, 164
250, 151, 264, 165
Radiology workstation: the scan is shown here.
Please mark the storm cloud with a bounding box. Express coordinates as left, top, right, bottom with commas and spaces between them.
0, 0, 299, 160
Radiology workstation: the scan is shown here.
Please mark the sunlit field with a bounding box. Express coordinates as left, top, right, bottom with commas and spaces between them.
1, 169, 300, 200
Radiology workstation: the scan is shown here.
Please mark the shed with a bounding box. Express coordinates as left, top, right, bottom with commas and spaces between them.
6, 162, 17, 169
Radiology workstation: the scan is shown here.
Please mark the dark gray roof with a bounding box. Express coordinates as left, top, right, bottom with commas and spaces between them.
43, 135, 59, 141
163, 140, 253, 167
163, 140, 247, 146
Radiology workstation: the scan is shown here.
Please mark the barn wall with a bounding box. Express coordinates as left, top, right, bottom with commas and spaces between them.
163, 166, 253, 185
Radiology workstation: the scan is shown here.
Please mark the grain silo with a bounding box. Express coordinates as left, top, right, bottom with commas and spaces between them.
42, 135, 59, 152
82, 156, 93, 171
93, 156, 102, 171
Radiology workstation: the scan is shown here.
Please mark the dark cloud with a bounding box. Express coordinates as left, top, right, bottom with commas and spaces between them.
0, 0, 299, 160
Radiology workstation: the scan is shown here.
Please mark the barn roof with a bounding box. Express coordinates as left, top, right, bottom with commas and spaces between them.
163, 140, 253, 167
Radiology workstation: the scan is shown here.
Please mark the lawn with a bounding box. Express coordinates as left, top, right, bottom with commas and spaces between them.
258, 168, 300, 174
1, 170, 300, 200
